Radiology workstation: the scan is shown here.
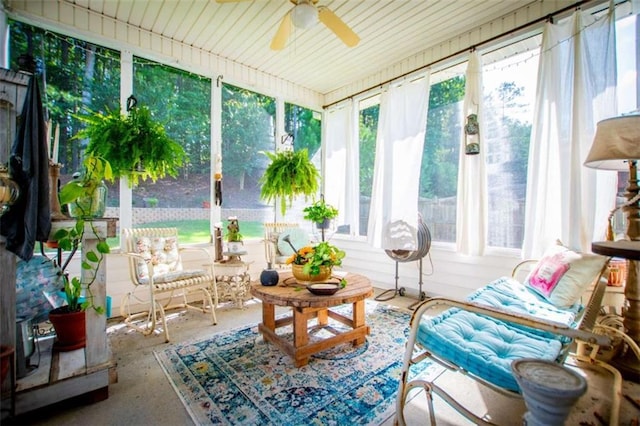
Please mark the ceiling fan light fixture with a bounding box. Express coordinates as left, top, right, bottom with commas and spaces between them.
291, 2, 318, 30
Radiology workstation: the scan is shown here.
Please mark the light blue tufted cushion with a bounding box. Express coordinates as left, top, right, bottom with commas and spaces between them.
416, 277, 582, 392
467, 277, 581, 344
417, 309, 563, 392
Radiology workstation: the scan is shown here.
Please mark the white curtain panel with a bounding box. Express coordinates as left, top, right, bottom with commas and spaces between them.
323, 101, 355, 230
368, 74, 430, 250
522, 9, 617, 258
456, 51, 488, 256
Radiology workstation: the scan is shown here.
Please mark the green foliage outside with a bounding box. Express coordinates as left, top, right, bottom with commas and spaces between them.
134, 57, 212, 181
9, 23, 322, 211
222, 83, 275, 190
420, 76, 466, 199
359, 105, 379, 197
285, 103, 322, 158
492, 82, 531, 184
9, 20, 121, 175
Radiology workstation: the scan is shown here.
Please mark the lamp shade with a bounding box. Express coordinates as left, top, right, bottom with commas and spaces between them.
584, 115, 640, 170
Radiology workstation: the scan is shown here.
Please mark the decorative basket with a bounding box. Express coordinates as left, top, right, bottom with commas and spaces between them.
291, 264, 332, 285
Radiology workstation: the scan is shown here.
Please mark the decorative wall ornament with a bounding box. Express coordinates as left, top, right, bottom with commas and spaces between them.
464, 113, 480, 155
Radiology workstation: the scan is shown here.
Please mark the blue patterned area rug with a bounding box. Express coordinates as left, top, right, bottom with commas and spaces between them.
154, 300, 440, 425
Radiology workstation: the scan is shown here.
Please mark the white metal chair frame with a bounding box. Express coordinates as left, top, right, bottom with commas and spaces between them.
263, 222, 300, 268
395, 260, 622, 426
121, 227, 218, 342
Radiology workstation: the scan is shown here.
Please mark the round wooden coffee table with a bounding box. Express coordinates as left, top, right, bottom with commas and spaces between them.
250, 271, 374, 367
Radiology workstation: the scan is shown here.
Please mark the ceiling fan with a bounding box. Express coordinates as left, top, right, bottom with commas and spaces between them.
216, 0, 360, 50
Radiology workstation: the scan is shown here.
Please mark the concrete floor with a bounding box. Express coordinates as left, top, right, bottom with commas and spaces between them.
5, 288, 640, 425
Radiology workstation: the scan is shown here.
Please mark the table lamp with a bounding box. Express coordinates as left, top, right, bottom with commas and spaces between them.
585, 115, 640, 238
584, 113, 640, 380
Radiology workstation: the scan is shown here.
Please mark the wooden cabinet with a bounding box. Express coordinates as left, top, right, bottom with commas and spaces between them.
1, 219, 117, 416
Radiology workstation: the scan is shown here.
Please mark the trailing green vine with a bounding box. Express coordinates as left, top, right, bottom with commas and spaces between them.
53, 219, 110, 314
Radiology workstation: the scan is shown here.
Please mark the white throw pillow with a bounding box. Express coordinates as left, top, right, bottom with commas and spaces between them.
524, 241, 608, 308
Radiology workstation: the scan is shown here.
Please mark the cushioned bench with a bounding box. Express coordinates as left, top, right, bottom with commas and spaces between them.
396, 242, 617, 425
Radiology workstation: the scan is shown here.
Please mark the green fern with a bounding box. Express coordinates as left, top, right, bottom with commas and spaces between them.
74, 105, 186, 187
260, 149, 319, 216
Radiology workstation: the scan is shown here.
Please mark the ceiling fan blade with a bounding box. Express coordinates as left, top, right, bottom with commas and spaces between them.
318, 7, 359, 47
271, 11, 292, 51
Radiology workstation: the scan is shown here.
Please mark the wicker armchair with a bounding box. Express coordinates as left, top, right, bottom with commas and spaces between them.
121, 227, 217, 342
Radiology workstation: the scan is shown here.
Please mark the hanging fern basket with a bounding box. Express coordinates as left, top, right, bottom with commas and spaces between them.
74, 97, 186, 187
259, 149, 320, 217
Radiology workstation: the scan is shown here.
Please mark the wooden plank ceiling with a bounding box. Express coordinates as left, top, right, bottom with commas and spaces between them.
65, 0, 541, 95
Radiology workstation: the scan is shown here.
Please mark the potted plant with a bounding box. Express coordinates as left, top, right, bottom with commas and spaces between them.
74, 98, 186, 187
284, 239, 346, 285
259, 149, 320, 217
303, 198, 339, 229
50, 155, 111, 351
226, 216, 243, 253
48, 216, 110, 350
59, 155, 113, 219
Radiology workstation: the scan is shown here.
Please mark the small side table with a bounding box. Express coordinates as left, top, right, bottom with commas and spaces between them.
214, 260, 252, 309
222, 250, 247, 263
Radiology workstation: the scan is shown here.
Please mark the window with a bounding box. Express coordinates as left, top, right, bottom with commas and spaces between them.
284, 102, 322, 227
132, 58, 212, 243
612, 12, 639, 237
285, 103, 322, 160
358, 98, 379, 236
221, 84, 275, 229
419, 74, 464, 243
482, 46, 539, 248
9, 20, 121, 244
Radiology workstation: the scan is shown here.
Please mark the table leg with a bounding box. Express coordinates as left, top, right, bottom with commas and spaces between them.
625, 260, 640, 343
317, 309, 328, 326
263, 302, 275, 331
293, 308, 309, 367
353, 300, 367, 345
615, 260, 640, 382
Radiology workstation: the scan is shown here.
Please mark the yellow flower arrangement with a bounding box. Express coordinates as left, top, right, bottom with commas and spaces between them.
286, 241, 345, 276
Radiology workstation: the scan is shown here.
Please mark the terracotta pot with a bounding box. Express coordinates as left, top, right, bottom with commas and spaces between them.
292, 264, 332, 284
44, 240, 59, 249
48, 308, 86, 351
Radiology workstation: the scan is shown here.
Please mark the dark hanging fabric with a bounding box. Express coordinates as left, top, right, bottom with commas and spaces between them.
0, 74, 51, 261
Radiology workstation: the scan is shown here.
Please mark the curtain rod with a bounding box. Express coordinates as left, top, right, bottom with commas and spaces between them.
322, 0, 607, 110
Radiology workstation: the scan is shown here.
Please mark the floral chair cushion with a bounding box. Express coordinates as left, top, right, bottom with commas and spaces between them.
133, 235, 183, 283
